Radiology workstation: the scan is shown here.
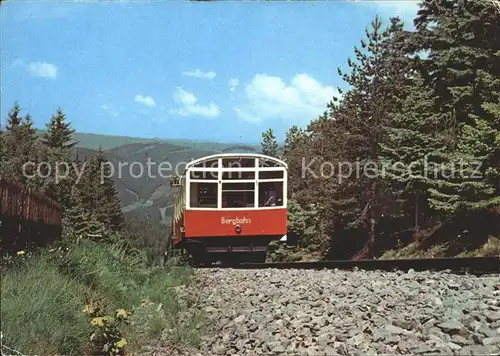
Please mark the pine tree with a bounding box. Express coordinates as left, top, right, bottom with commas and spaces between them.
261, 128, 280, 158
282, 125, 306, 159
2, 103, 23, 178
41, 108, 78, 208
19, 113, 39, 188
379, 73, 447, 234
1, 103, 39, 186
42, 108, 77, 151
63, 185, 99, 240
324, 16, 408, 257
411, 0, 500, 217
5, 102, 22, 130
62, 153, 84, 239
282, 125, 309, 195
0, 126, 4, 175
93, 149, 124, 233
65, 153, 112, 240
74, 149, 124, 238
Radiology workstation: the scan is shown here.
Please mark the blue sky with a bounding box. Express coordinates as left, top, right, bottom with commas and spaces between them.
1, 0, 420, 144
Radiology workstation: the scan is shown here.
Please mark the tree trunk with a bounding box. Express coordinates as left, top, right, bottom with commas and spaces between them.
415, 193, 420, 235
369, 215, 376, 248
366, 185, 377, 258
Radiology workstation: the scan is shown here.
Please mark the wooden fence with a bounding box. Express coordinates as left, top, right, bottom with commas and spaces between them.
0, 178, 62, 255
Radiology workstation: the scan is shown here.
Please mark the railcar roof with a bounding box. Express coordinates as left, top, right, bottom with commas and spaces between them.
177, 153, 287, 177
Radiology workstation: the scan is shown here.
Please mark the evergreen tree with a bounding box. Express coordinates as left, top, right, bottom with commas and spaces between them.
0, 126, 4, 174
411, 0, 500, 217
1, 103, 39, 186
63, 184, 105, 241
5, 102, 22, 130
282, 125, 309, 195
93, 149, 124, 233
42, 108, 77, 151
282, 125, 306, 159
41, 108, 78, 209
261, 128, 280, 158
379, 74, 446, 234
65, 153, 114, 241
325, 16, 408, 257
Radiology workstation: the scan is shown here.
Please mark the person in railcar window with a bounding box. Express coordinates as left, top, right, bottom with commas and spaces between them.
265, 188, 277, 206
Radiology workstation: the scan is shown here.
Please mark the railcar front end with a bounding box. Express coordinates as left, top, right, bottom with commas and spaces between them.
170, 153, 288, 264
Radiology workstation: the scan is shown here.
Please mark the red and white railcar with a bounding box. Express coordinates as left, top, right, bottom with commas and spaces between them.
170, 153, 287, 264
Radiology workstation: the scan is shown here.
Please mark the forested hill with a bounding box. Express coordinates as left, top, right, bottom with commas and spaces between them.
58, 133, 262, 211
261, 1, 500, 261
34, 129, 260, 152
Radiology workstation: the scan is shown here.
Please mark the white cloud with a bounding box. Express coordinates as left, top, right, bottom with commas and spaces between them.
27, 61, 58, 79
172, 87, 221, 118
229, 77, 240, 92
234, 73, 337, 124
182, 69, 216, 80
134, 94, 156, 107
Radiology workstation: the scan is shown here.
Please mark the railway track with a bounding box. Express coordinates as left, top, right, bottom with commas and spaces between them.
199, 256, 500, 275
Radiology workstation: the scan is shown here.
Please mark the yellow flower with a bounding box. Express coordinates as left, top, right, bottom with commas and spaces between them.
115, 308, 129, 318
115, 338, 127, 348
90, 317, 105, 327
83, 304, 94, 315
16, 251, 25, 256
90, 316, 113, 327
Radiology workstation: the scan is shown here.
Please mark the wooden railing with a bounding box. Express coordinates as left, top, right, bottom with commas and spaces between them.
0, 178, 62, 255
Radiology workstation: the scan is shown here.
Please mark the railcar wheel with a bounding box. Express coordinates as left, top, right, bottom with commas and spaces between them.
220, 254, 241, 266
251, 251, 267, 263
190, 254, 204, 267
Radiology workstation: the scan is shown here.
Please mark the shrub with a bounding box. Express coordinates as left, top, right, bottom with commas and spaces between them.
287, 198, 331, 254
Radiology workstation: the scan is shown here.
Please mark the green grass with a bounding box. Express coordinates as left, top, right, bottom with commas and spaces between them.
0, 240, 205, 355
457, 236, 500, 257
1, 251, 92, 355
380, 235, 500, 260
379, 242, 448, 260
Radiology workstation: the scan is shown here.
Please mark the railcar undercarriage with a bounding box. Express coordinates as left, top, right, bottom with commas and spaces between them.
173, 235, 287, 266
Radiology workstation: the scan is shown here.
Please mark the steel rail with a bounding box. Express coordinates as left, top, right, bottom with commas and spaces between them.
198, 256, 500, 275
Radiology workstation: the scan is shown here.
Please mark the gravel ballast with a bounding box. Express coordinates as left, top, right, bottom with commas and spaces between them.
169, 268, 499, 355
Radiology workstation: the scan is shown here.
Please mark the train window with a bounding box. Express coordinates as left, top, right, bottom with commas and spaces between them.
222, 171, 255, 180
222, 182, 254, 191
222, 182, 255, 208
258, 181, 284, 207
222, 158, 255, 168
190, 182, 218, 208
258, 170, 284, 179
192, 159, 219, 168
258, 158, 281, 168
190, 170, 218, 180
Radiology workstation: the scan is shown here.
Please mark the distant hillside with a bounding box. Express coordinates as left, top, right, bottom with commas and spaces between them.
70, 144, 218, 210
36, 129, 165, 150
36, 129, 261, 151
64, 131, 262, 217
